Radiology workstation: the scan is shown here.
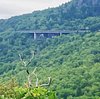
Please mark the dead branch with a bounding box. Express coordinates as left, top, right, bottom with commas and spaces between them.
19, 51, 52, 88
19, 51, 35, 87
19, 54, 27, 67
28, 67, 37, 87
39, 77, 51, 87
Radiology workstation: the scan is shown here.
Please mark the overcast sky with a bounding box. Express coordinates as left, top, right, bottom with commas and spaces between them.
0, 0, 70, 19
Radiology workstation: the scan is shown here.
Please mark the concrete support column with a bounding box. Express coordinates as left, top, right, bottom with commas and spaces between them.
60, 32, 62, 36
34, 32, 36, 40
40, 34, 44, 38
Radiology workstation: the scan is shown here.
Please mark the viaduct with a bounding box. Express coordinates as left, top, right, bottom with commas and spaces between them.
16, 29, 90, 39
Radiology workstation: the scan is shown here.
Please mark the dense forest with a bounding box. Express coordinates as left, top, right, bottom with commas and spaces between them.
0, 0, 100, 98
0, 0, 100, 32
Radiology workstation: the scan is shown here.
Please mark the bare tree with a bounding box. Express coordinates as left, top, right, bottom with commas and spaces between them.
19, 51, 35, 87
19, 51, 51, 88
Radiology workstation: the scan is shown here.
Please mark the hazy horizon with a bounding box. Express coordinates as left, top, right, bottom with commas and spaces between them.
0, 0, 70, 19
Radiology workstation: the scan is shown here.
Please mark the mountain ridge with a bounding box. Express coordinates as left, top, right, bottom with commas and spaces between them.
0, 0, 100, 32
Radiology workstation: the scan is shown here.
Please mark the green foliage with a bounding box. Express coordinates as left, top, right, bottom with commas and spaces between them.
0, 0, 100, 32
0, 83, 57, 99
0, 0, 100, 98
0, 32, 100, 98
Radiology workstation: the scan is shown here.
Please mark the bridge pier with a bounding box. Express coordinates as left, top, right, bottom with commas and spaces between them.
34, 32, 37, 40
33, 32, 68, 40
34, 33, 45, 39
60, 32, 62, 36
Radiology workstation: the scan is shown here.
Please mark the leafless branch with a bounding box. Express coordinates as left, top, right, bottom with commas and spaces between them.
19, 54, 27, 67
29, 67, 38, 87
19, 51, 52, 88
19, 52, 35, 87
26, 51, 35, 67
39, 77, 51, 87
19, 51, 35, 67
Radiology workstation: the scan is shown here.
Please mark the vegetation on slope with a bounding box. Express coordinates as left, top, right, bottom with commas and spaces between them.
0, 32, 100, 98
0, 0, 100, 98
0, 0, 100, 32
0, 80, 57, 99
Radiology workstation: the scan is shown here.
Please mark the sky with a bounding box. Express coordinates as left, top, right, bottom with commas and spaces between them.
0, 0, 70, 19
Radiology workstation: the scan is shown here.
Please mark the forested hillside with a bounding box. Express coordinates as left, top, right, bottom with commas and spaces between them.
0, 0, 100, 98
0, 32, 100, 99
0, 0, 100, 32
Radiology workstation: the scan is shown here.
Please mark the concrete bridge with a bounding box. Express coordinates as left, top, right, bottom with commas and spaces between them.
16, 30, 90, 39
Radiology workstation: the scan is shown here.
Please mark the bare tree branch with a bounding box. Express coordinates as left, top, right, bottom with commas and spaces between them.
29, 67, 38, 87
19, 54, 27, 67
19, 51, 52, 88
26, 51, 35, 67
39, 77, 51, 87
19, 52, 35, 87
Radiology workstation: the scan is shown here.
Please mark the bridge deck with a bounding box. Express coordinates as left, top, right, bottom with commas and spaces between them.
16, 30, 90, 34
